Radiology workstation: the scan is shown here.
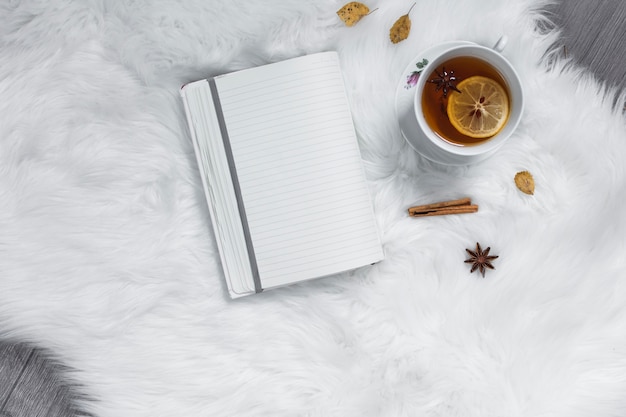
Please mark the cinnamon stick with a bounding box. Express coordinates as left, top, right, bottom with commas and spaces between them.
408, 197, 470, 214
408, 204, 478, 217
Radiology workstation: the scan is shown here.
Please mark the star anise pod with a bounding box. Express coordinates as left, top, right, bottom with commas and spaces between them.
427, 66, 461, 98
464, 242, 498, 277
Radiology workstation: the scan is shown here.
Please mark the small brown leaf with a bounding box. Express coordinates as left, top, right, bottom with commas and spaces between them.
389, 3, 416, 44
337, 2, 370, 26
514, 171, 535, 195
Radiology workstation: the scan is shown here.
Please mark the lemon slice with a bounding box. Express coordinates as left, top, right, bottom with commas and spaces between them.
447, 76, 510, 139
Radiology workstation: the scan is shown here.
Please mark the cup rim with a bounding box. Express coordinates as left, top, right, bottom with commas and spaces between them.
413, 44, 524, 157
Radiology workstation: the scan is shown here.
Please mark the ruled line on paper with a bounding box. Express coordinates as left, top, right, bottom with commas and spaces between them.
240, 172, 363, 203
252, 213, 377, 255
213, 52, 382, 285
237, 151, 363, 194
228, 115, 353, 152
244, 183, 369, 224
260, 246, 383, 282
256, 230, 382, 269
231, 125, 355, 163
227, 108, 352, 142
221, 81, 346, 121
218, 65, 341, 99
250, 211, 375, 246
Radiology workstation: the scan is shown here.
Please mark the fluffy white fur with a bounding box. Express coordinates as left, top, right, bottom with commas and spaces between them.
2, 0, 626, 416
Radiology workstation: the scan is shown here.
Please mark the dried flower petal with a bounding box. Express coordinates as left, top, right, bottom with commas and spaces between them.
515, 171, 535, 195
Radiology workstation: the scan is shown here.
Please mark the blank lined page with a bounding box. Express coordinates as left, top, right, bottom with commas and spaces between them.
215, 52, 383, 289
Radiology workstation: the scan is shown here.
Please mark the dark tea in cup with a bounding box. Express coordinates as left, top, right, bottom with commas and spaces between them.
399, 40, 524, 165
421, 55, 511, 146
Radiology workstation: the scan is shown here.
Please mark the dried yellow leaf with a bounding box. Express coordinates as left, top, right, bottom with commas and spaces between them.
389, 14, 411, 44
337, 2, 370, 27
514, 171, 535, 195
389, 3, 416, 44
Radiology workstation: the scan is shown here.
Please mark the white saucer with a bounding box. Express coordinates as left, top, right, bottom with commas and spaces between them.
394, 41, 473, 164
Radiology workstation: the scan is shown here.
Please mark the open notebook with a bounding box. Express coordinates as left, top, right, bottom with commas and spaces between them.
180, 51, 384, 298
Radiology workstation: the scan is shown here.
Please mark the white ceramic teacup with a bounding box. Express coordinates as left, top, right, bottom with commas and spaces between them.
398, 37, 524, 165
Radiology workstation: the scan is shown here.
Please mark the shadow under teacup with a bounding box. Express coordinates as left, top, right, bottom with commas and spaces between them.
402, 39, 524, 165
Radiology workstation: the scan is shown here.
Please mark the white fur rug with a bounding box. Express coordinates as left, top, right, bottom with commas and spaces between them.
2, 1, 626, 416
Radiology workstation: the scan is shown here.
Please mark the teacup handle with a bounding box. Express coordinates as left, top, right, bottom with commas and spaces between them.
493, 35, 508, 52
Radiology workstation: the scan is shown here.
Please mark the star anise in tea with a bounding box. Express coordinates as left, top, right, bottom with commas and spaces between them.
465, 242, 499, 277
427, 66, 461, 98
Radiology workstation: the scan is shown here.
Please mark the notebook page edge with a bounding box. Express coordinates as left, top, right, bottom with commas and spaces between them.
180, 81, 256, 298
